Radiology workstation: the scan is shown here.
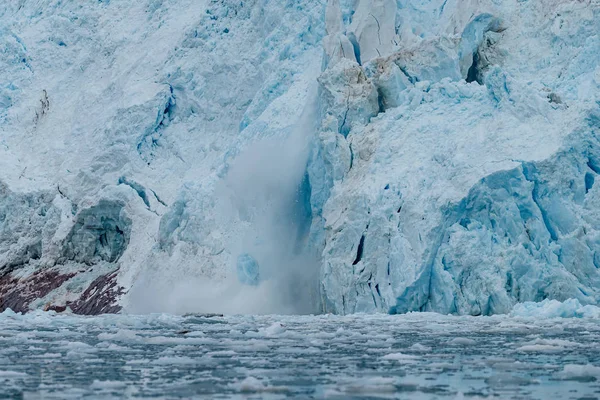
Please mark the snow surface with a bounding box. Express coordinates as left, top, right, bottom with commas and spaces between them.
1, 0, 600, 315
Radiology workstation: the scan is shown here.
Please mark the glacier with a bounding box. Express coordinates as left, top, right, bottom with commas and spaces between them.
0, 0, 599, 316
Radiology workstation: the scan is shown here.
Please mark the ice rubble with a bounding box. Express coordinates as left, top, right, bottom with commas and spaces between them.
0, 0, 599, 315
511, 299, 600, 319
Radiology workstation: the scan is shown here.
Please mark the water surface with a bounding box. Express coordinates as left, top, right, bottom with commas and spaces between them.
1, 311, 599, 399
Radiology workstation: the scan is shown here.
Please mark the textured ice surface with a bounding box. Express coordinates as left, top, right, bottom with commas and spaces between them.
311, 0, 600, 315
1, 310, 600, 399
1, 0, 600, 315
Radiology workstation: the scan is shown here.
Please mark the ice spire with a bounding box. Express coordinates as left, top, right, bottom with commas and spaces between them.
323, 0, 357, 68
325, 0, 343, 35
347, 0, 398, 63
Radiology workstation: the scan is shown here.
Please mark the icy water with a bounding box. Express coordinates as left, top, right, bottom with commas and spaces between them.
1, 311, 600, 399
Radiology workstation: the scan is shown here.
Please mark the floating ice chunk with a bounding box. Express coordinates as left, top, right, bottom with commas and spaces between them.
237, 376, 264, 392
125, 359, 151, 365
32, 353, 62, 359
236, 253, 260, 286
90, 380, 127, 389
513, 338, 581, 354
97, 329, 141, 343
64, 341, 96, 352
336, 377, 399, 394
516, 345, 565, 353
409, 343, 432, 352
96, 343, 128, 351
83, 358, 105, 364
206, 350, 236, 357
0, 371, 28, 378
152, 356, 196, 365
381, 352, 420, 362
263, 322, 285, 336
448, 337, 476, 346
232, 376, 289, 393
556, 365, 600, 381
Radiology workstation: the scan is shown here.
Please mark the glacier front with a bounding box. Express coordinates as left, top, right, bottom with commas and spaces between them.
0, 0, 599, 316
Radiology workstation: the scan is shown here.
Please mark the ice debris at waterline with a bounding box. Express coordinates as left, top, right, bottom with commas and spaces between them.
1, 309, 600, 399
1, 1, 600, 315
511, 298, 600, 319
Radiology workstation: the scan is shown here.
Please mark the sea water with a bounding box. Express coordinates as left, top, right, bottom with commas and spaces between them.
1, 311, 599, 399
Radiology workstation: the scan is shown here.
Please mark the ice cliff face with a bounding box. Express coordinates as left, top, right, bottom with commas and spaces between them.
0, 0, 599, 315
315, 0, 600, 315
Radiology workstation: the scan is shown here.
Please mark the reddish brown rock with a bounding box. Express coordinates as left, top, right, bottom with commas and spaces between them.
69, 271, 124, 315
0, 268, 125, 315
0, 269, 76, 313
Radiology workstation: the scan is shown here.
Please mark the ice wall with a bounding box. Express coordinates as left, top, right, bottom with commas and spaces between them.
311, 0, 600, 314
1, 0, 599, 315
